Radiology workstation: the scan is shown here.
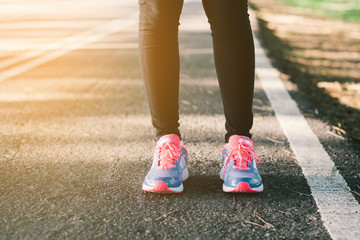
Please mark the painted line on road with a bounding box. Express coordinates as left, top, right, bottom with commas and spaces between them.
0, 14, 138, 83
0, 20, 118, 70
0, 43, 140, 51
251, 11, 360, 240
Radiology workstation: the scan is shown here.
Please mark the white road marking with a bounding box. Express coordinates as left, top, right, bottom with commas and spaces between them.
0, 15, 137, 83
0, 10, 138, 77
0, 20, 106, 30
0, 43, 140, 51
0, 20, 126, 69
251, 11, 360, 240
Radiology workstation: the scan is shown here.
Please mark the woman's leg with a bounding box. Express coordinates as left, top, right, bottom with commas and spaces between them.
138, 0, 184, 140
202, 0, 255, 143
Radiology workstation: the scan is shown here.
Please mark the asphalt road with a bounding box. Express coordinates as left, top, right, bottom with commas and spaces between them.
0, 0, 359, 239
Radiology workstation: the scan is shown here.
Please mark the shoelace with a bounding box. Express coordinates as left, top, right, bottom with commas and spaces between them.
224, 138, 261, 172
155, 142, 181, 170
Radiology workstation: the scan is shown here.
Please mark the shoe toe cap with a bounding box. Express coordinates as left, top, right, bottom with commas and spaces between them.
225, 174, 262, 188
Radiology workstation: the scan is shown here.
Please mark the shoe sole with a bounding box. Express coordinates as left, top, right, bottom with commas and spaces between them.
223, 182, 263, 193
142, 168, 188, 194
142, 181, 183, 193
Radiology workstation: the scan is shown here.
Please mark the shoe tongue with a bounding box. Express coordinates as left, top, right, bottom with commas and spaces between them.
228, 135, 250, 146
157, 134, 180, 146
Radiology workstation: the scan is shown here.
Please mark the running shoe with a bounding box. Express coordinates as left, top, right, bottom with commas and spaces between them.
142, 134, 188, 193
220, 135, 263, 193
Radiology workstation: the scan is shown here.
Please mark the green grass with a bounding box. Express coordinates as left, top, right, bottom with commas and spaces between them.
277, 0, 360, 23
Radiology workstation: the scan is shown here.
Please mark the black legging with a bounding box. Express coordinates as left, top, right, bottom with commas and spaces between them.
138, 0, 255, 143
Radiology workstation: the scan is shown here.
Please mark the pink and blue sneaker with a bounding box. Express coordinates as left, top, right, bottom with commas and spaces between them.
220, 135, 263, 193
142, 134, 188, 193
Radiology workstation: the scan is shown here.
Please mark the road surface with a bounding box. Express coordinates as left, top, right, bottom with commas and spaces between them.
0, 0, 359, 239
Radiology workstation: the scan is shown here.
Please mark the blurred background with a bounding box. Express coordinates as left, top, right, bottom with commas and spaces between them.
0, 0, 359, 142
251, 0, 360, 143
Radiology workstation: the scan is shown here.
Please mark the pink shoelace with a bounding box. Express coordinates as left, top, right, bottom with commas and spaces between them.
224, 137, 261, 172
155, 142, 181, 170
